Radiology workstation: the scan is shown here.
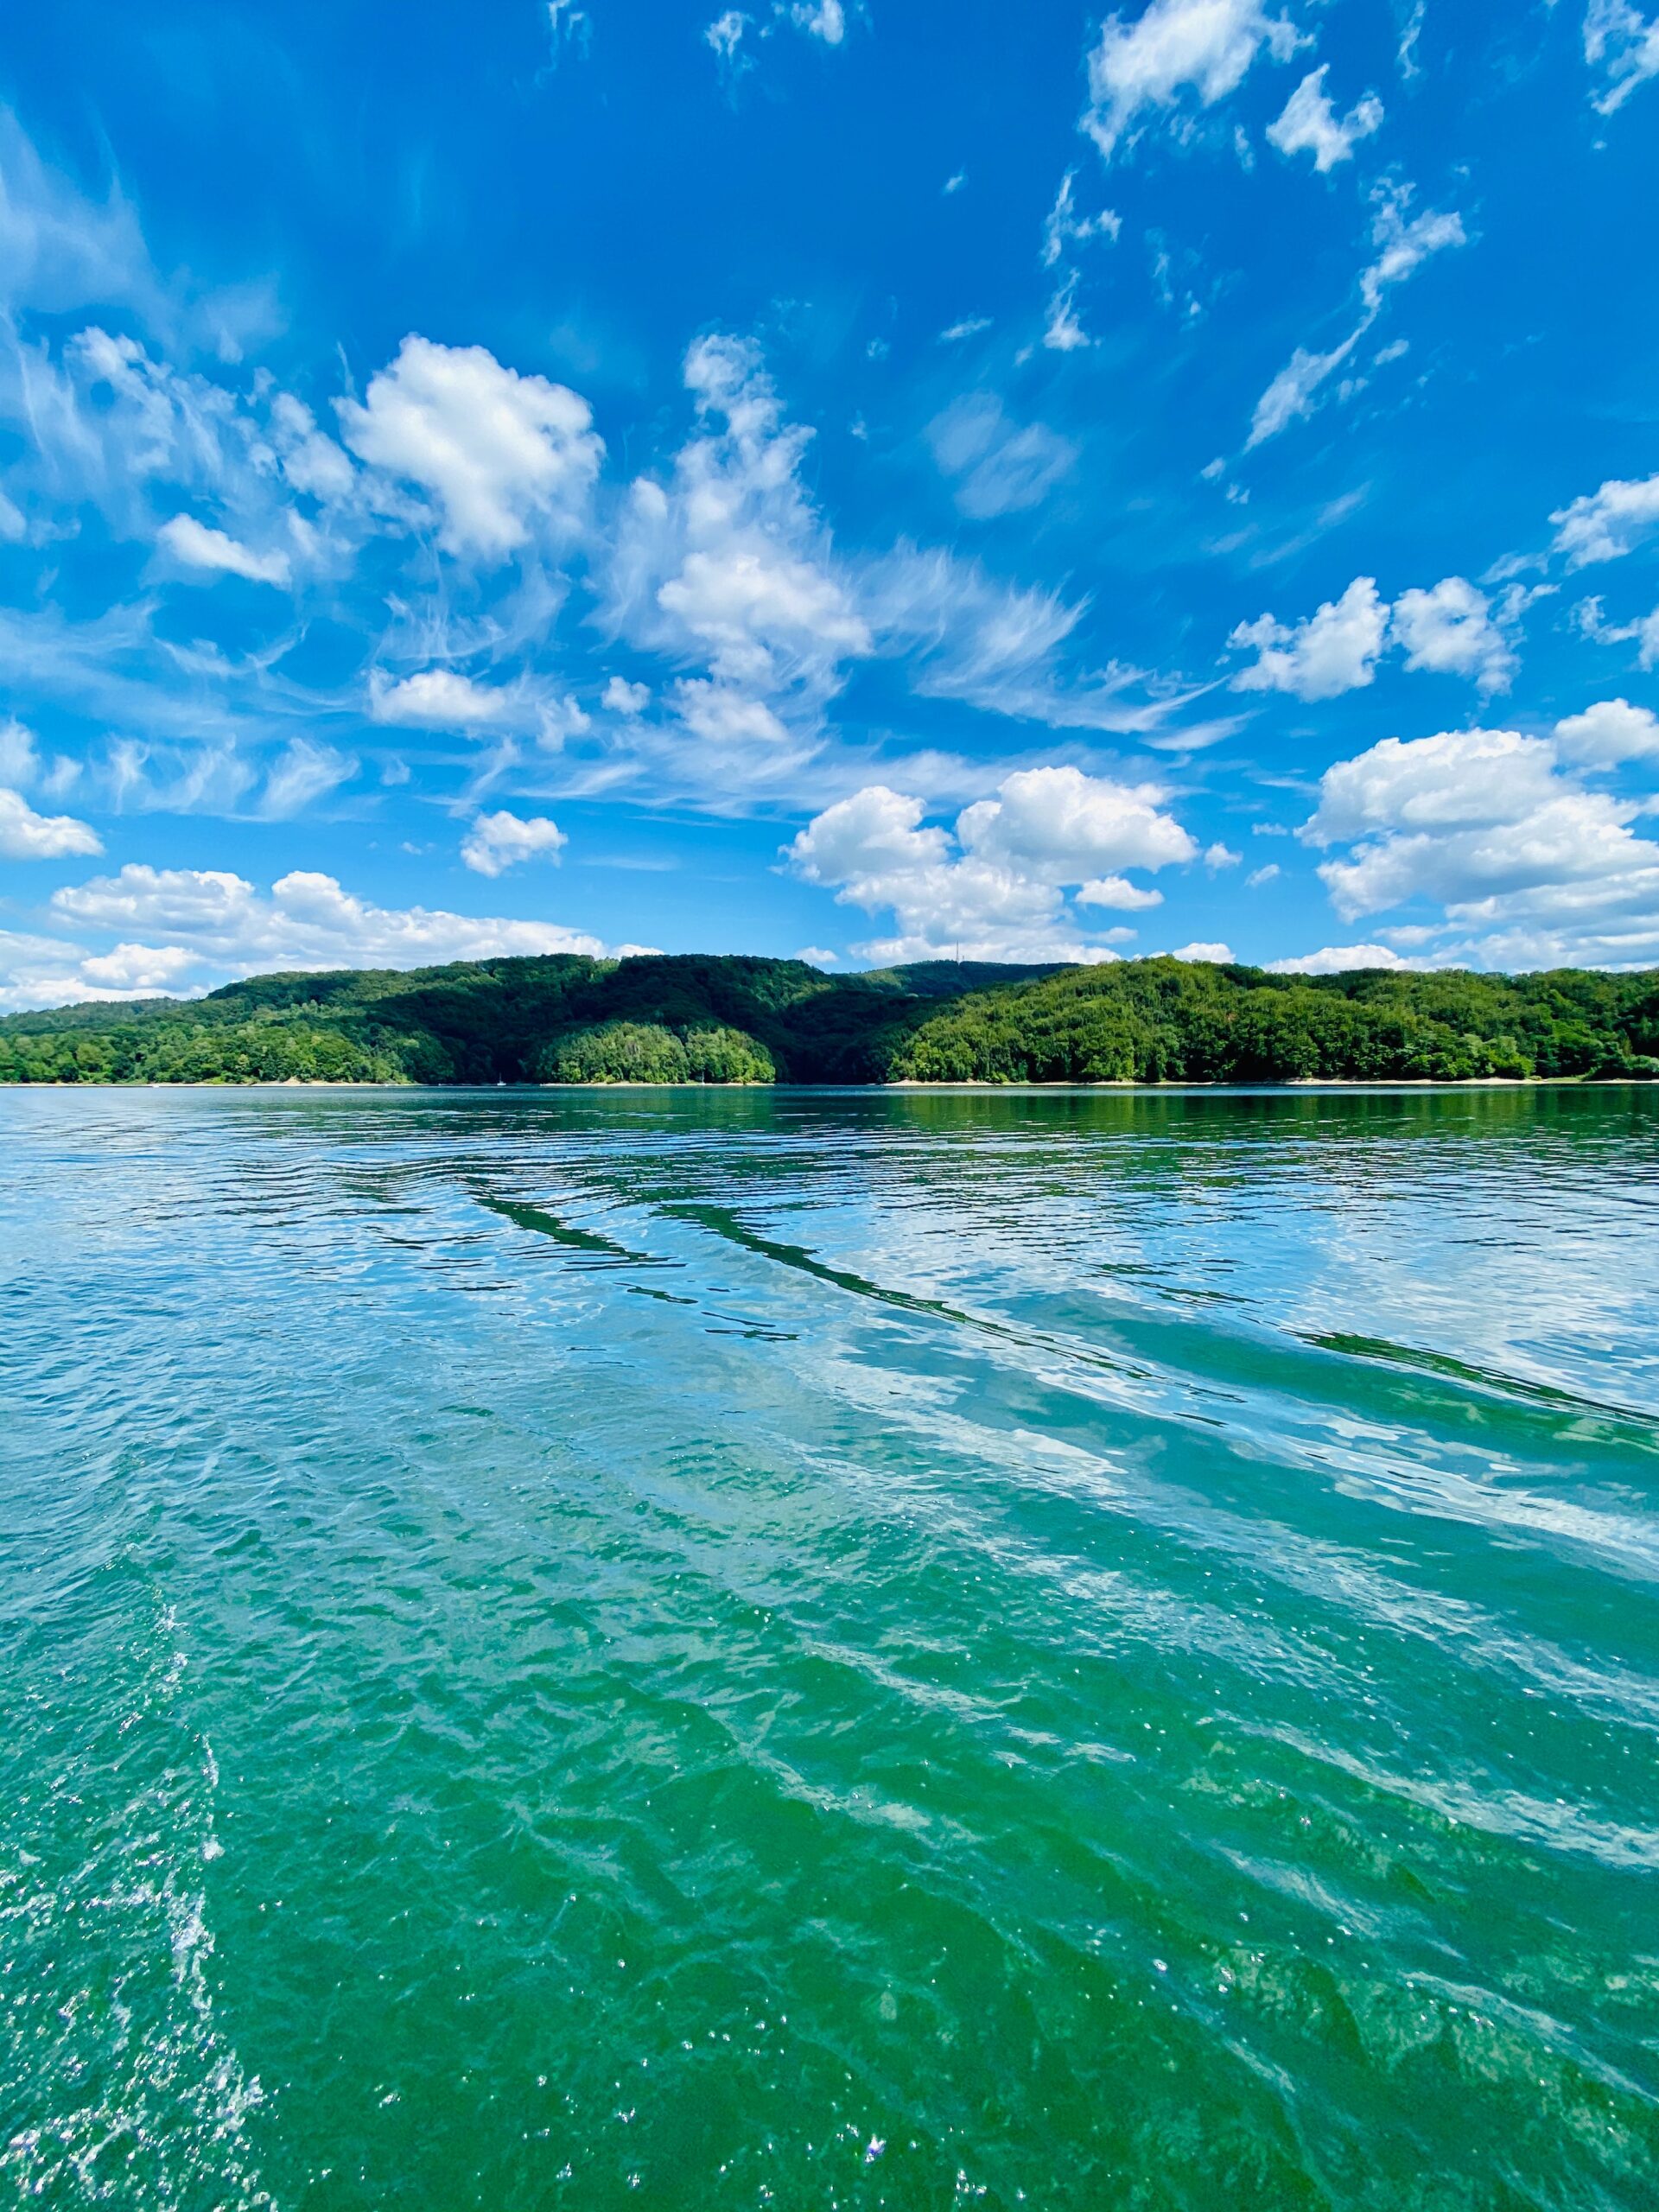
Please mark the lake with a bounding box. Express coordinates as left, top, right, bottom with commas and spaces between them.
3, 1084, 1657, 2209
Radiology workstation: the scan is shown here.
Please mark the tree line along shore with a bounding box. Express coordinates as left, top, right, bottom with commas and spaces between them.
2, 953, 1656, 1088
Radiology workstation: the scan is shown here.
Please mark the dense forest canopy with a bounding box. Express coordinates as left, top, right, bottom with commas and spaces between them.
3, 953, 1657, 1086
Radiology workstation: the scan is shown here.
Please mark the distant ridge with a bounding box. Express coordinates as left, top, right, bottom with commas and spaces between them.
2, 952, 1656, 1085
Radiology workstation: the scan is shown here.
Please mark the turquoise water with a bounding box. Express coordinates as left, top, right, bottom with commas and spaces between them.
3, 1085, 1658, 2211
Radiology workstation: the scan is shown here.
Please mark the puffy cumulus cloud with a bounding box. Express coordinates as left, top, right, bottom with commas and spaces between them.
1303, 728, 1560, 846
1390, 576, 1516, 692
461, 809, 568, 877
602, 676, 650, 715
1077, 874, 1165, 910
927, 395, 1077, 520
369, 668, 517, 729
1230, 577, 1388, 699
1584, 0, 1659, 115
1300, 728, 1659, 953
1549, 470, 1659, 567
604, 335, 869, 762
1553, 697, 1659, 765
1267, 942, 1415, 974
1081, 0, 1305, 162
1230, 575, 1517, 697
0, 925, 202, 1013
672, 680, 790, 747
367, 667, 591, 747
1317, 797, 1658, 924
1266, 66, 1382, 171
79, 942, 202, 992
1169, 941, 1234, 962
337, 335, 602, 563
785, 766, 1197, 963
48, 864, 616, 977
156, 513, 292, 587
0, 785, 103, 859
955, 764, 1198, 875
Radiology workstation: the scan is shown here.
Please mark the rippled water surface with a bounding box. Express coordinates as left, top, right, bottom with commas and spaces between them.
3, 1084, 1659, 2211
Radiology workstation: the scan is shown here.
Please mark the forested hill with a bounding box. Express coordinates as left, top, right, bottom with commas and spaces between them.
3, 952, 1657, 1086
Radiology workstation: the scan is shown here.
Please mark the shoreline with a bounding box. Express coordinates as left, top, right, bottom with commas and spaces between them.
3, 1076, 1655, 1096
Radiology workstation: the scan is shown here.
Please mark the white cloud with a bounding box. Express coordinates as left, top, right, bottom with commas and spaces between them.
1268, 942, 1412, 973
1081, 0, 1305, 161
791, 0, 845, 41
0, 785, 103, 859
1077, 874, 1165, 910
1245, 862, 1280, 887
1247, 331, 1362, 446
938, 315, 993, 344
546, 0, 592, 58
1230, 576, 1388, 699
1584, 0, 1659, 114
1359, 181, 1465, 312
1247, 182, 1464, 446
337, 334, 602, 562
705, 10, 747, 55
1042, 274, 1090, 353
657, 544, 869, 673
369, 668, 515, 729
1553, 697, 1659, 764
1550, 471, 1659, 567
79, 941, 201, 991
1267, 66, 1383, 171
259, 739, 358, 820
50, 865, 613, 974
596, 335, 875, 790
268, 395, 355, 504
461, 809, 568, 877
1575, 594, 1659, 667
156, 513, 292, 587
1390, 575, 1515, 692
1230, 575, 1518, 696
0, 716, 75, 796
957, 764, 1198, 874
866, 545, 1204, 735
1304, 728, 1560, 845
1169, 941, 1234, 962
1041, 171, 1121, 268
927, 396, 1077, 519
603, 676, 650, 715
785, 766, 1196, 963
671, 680, 790, 746
1300, 727, 1659, 939
0, 925, 192, 1013
0, 719, 38, 785
798, 945, 838, 965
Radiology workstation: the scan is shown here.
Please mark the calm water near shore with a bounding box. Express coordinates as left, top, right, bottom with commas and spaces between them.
3, 1085, 1657, 2210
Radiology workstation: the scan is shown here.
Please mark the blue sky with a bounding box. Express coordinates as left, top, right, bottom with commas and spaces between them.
2, 0, 1659, 1004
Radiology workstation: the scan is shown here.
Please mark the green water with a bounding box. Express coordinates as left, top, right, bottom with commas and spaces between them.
3, 1086, 1657, 2211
